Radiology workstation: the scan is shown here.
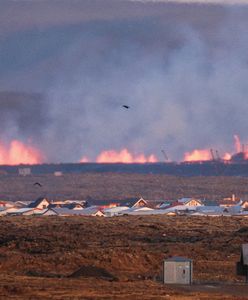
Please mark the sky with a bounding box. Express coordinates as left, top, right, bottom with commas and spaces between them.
131, 0, 248, 3
0, 0, 248, 163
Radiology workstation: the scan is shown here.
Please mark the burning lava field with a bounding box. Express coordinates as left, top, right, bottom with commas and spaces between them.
0, 216, 248, 299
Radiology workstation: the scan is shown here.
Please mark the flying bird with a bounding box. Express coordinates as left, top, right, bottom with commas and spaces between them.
34, 182, 42, 187
122, 105, 130, 109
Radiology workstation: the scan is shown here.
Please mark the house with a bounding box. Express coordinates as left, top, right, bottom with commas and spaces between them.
103, 206, 130, 217
158, 202, 173, 209
124, 197, 149, 208
52, 208, 85, 216
123, 208, 176, 216
0, 208, 8, 216
14, 201, 29, 208
241, 200, 248, 210
123, 207, 154, 215
125, 197, 165, 209
28, 197, 50, 209
225, 205, 242, 215
7, 208, 38, 216
177, 198, 203, 206
32, 208, 58, 216
8, 208, 57, 216
98, 202, 120, 209
65, 202, 86, 210
196, 206, 224, 214
64, 200, 89, 207
219, 199, 242, 207
48, 201, 65, 208
52, 206, 104, 217
201, 199, 219, 206
0, 207, 18, 216
49, 200, 88, 210
80, 206, 104, 217
159, 205, 198, 216
219, 194, 241, 207
0, 201, 16, 209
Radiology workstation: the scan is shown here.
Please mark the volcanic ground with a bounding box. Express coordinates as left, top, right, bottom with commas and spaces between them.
0, 216, 248, 299
2, 173, 248, 202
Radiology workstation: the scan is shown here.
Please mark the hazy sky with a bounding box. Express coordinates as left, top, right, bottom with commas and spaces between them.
1, 0, 248, 162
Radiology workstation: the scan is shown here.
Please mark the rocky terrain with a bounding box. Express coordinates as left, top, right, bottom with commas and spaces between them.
0, 215, 248, 299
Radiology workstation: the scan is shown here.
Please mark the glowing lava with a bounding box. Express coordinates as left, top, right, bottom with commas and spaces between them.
223, 152, 232, 160
80, 148, 158, 163
80, 156, 89, 163
0, 140, 43, 165
184, 149, 211, 162
96, 149, 157, 163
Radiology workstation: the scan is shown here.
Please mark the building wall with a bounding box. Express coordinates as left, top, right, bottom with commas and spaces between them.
37, 200, 50, 209
163, 261, 192, 284
185, 200, 202, 206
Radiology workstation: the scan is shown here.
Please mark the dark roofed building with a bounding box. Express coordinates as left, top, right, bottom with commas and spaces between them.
124, 197, 166, 209
28, 197, 50, 209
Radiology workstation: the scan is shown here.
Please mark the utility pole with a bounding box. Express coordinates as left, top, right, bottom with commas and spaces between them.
161, 150, 169, 162
210, 149, 215, 161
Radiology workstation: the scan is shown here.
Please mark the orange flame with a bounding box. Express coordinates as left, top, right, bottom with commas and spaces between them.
96, 149, 157, 163
0, 140, 43, 165
223, 152, 232, 160
184, 149, 211, 162
80, 148, 158, 163
80, 156, 89, 163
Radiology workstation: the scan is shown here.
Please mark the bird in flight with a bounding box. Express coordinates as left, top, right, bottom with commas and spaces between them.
122, 105, 130, 109
34, 182, 42, 187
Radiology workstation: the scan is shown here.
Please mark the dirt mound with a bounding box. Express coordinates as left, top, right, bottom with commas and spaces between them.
68, 265, 117, 281
237, 227, 248, 234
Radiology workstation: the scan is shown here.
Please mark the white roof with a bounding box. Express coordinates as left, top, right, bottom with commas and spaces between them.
52, 206, 102, 216
6, 208, 39, 215
115, 206, 154, 215
191, 212, 206, 216
196, 206, 224, 213
80, 207, 102, 215
103, 206, 130, 213
133, 207, 153, 211
0, 207, 18, 215
52, 208, 85, 215
164, 205, 198, 213
8, 208, 34, 213
126, 209, 171, 216
32, 209, 50, 215
178, 198, 192, 203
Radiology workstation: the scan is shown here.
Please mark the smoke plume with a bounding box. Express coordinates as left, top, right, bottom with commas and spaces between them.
0, 1, 248, 162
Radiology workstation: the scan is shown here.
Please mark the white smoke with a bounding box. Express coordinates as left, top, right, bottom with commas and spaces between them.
1, 1, 248, 162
